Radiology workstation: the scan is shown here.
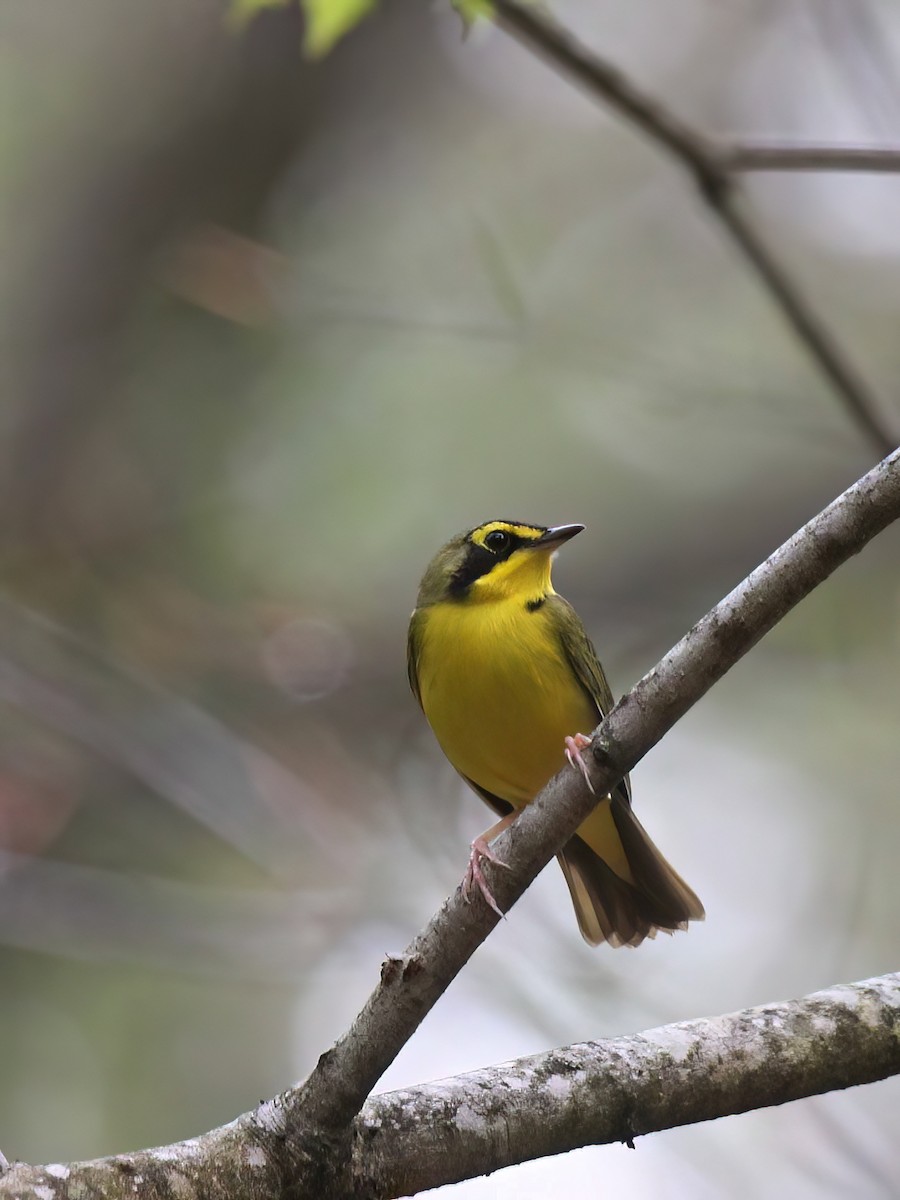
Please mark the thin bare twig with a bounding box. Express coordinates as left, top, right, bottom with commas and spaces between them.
726, 141, 900, 174
494, 0, 722, 190
492, 0, 900, 457
717, 198, 892, 457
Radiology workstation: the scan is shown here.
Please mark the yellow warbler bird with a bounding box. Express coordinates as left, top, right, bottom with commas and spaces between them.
407, 519, 704, 947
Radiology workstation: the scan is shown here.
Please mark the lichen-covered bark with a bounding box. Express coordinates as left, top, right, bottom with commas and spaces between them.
355, 974, 900, 1195
0, 1118, 275, 1200
3, 975, 899, 1200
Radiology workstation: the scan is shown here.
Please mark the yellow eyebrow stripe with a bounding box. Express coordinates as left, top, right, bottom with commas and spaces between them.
471, 521, 543, 548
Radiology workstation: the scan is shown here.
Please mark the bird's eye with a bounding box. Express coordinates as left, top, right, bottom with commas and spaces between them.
485, 530, 511, 553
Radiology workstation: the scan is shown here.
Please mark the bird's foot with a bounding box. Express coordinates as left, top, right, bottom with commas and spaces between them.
565, 732, 596, 794
462, 835, 510, 919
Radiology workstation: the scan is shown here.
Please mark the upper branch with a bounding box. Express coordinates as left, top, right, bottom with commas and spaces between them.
491, 0, 900, 456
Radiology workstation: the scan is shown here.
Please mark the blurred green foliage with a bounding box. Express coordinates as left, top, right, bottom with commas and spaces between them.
231, 0, 378, 55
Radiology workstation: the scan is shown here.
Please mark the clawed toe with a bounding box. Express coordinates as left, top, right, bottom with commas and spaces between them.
564, 733, 596, 794
461, 818, 515, 918
463, 844, 505, 918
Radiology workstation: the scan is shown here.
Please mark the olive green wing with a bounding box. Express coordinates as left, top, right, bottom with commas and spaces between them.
546, 594, 615, 716
546, 594, 631, 806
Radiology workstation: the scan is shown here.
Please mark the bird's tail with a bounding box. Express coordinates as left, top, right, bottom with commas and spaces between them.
557, 793, 704, 947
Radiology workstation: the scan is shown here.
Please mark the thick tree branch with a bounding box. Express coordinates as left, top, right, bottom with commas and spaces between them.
491, 0, 900, 456
357, 973, 900, 1196
5, 973, 899, 1198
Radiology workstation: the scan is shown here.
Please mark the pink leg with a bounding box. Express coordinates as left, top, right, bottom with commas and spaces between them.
462, 811, 516, 917
564, 732, 596, 795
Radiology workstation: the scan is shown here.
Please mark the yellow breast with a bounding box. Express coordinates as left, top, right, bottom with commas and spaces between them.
415, 597, 598, 807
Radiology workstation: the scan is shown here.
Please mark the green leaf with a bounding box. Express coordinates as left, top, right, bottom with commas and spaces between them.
302, 0, 377, 56
227, 0, 377, 55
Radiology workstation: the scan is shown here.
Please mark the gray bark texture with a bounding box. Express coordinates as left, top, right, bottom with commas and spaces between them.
3, 975, 899, 1199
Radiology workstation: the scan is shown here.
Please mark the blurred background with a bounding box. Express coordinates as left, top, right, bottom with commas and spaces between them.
2, 0, 900, 1195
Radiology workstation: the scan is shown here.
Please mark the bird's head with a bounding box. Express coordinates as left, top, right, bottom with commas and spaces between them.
415, 520, 584, 607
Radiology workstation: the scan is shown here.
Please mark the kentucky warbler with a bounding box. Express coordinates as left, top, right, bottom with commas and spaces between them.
407, 519, 704, 947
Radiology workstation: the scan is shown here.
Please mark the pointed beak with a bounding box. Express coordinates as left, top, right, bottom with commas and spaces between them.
535, 523, 584, 551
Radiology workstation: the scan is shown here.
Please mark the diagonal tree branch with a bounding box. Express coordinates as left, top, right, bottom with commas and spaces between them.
491, 0, 900, 457
712, 197, 892, 462
285, 447, 900, 1146
5, 972, 899, 1198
